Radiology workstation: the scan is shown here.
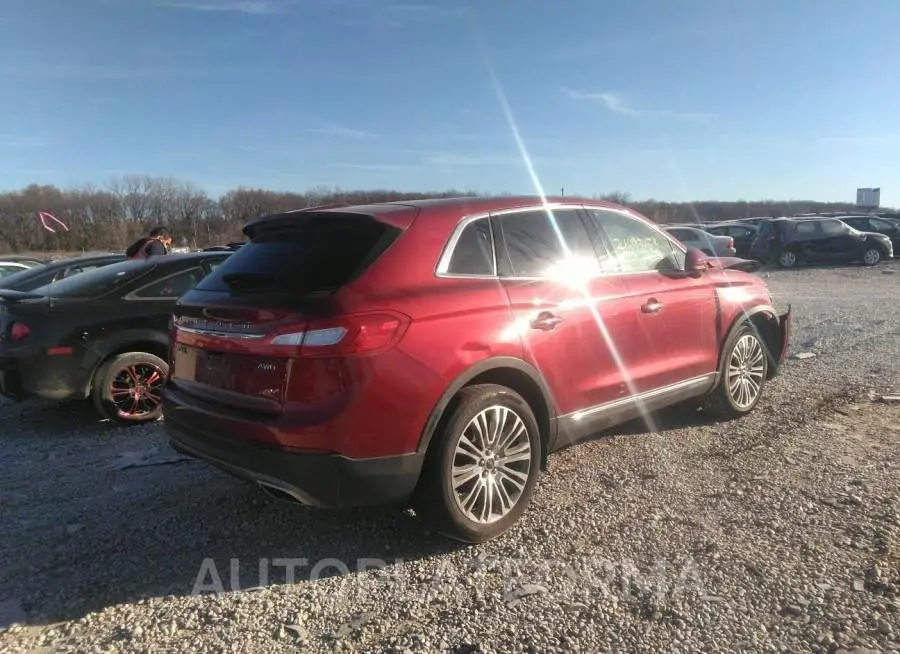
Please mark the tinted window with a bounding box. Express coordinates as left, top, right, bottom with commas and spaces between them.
32, 260, 152, 298
793, 221, 818, 237
62, 264, 102, 278
587, 209, 684, 273
667, 228, 697, 241
132, 267, 205, 298
728, 226, 754, 237
445, 218, 494, 275
197, 213, 400, 295
820, 220, 847, 236
494, 209, 600, 278
870, 217, 897, 231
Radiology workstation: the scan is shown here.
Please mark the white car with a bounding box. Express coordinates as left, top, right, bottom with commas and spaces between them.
663, 226, 737, 257
0, 261, 32, 279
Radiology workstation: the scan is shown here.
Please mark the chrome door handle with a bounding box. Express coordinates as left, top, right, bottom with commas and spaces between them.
530, 311, 563, 331
641, 299, 663, 314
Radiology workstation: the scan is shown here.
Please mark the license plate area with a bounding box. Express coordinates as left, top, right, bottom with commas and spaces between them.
173, 344, 287, 403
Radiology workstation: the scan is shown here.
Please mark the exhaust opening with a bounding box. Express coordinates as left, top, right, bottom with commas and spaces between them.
257, 481, 307, 505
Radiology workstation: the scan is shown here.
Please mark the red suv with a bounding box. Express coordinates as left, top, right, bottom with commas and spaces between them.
164, 197, 790, 542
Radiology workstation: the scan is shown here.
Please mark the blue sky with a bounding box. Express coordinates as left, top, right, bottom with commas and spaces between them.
2, 0, 899, 205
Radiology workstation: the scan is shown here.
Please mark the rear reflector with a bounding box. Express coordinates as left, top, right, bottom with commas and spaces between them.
47, 347, 73, 356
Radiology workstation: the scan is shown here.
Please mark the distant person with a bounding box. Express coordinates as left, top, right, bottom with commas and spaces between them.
125, 226, 173, 260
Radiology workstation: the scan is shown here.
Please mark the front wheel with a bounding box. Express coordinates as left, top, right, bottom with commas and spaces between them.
415, 384, 542, 543
704, 325, 769, 420
91, 352, 168, 424
862, 247, 882, 266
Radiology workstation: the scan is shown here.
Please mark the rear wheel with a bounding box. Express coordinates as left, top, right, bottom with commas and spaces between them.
91, 352, 168, 424
862, 247, 882, 266
704, 325, 768, 420
416, 384, 541, 543
778, 250, 798, 268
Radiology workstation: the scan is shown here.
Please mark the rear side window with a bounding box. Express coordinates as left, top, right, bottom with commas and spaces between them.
494, 208, 600, 278
444, 218, 494, 276
33, 261, 151, 298
132, 267, 205, 299
196, 213, 400, 295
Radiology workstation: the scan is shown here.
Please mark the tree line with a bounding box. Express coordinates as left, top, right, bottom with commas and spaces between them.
0, 175, 869, 254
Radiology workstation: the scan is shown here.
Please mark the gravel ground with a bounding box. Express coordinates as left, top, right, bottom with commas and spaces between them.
1, 261, 899, 654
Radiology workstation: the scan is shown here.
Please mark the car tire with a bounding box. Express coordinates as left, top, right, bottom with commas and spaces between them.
777, 250, 798, 268
91, 352, 168, 425
862, 247, 882, 266
704, 324, 769, 420
416, 384, 542, 543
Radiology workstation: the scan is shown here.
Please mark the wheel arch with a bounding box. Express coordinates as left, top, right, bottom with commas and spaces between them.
86, 330, 170, 394
717, 306, 782, 382
416, 357, 559, 470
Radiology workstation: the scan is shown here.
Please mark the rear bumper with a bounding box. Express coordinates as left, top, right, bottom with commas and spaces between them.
164, 403, 425, 509
0, 351, 93, 401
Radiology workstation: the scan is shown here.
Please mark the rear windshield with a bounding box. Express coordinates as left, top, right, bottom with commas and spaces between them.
196, 213, 401, 295
33, 260, 152, 298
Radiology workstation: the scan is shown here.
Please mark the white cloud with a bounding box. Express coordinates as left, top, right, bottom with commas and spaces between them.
157, 0, 280, 14
303, 124, 378, 139
428, 153, 523, 167
333, 162, 412, 171
818, 135, 897, 145
565, 88, 715, 121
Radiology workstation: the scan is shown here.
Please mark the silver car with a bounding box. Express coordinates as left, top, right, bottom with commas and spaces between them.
663, 226, 737, 257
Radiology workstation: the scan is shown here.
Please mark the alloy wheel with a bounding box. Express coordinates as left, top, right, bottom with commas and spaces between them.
451, 405, 532, 524
108, 363, 165, 419
863, 248, 881, 265
779, 251, 797, 267
726, 334, 766, 410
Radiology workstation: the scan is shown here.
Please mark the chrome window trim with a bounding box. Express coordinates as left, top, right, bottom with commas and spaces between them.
123, 266, 205, 302
435, 203, 686, 281
434, 212, 497, 279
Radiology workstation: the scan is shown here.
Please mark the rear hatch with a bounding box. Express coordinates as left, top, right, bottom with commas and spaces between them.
170, 209, 412, 413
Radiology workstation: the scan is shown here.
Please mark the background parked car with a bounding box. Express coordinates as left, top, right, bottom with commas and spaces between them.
750, 217, 893, 268
703, 222, 759, 258
0, 251, 230, 424
0, 253, 124, 292
840, 215, 900, 251
0, 255, 48, 268
0, 262, 32, 279
663, 225, 736, 257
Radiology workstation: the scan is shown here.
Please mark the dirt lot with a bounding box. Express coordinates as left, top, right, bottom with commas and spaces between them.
1, 262, 899, 653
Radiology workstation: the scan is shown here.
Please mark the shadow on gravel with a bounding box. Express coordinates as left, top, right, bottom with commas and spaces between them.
1, 402, 468, 627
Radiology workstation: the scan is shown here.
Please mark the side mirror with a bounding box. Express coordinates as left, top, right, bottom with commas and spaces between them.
685, 248, 709, 277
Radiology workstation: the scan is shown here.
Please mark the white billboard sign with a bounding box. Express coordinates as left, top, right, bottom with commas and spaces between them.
856, 187, 881, 208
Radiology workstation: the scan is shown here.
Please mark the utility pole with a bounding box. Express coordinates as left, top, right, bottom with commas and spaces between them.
560, 187, 565, 197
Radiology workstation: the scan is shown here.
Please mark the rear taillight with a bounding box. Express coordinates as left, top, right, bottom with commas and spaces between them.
9, 322, 30, 341
729, 237, 735, 248
270, 312, 410, 358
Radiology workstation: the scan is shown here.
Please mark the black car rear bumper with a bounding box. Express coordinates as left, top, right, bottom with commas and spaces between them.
0, 351, 94, 401
164, 402, 425, 509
